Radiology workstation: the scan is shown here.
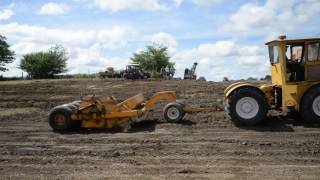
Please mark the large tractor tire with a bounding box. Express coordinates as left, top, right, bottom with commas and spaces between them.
300, 85, 320, 123
163, 102, 185, 123
226, 87, 268, 126
49, 105, 74, 132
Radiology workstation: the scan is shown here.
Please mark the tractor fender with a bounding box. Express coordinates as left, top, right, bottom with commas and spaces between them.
224, 82, 264, 98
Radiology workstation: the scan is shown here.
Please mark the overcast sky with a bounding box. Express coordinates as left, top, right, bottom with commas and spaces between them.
0, 0, 319, 80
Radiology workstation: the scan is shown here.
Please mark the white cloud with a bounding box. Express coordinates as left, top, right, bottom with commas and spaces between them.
76, 0, 223, 11
0, 22, 132, 76
1, 23, 130, 52
0, 3, 15, 20
0, 23, 95, 49
148, 32, 177, 47
191, 0, 223, 6
147, 32, 178, 53
174, 41, 235, 63
0, 9, 14, 20
0, 23, 129, 51
38, 2, 70, 15
222, 0, 320, 38
238, 56, 264, 66
170, 0, 223, 7
11, 42, 53, 56
172, 41, 235, 79
172, 40, 268, 80
7, 3, 15, 9
173, 0, 184, 7
97, 26, 128, 49
69, 44, 129, 74
94, 0, 167, 12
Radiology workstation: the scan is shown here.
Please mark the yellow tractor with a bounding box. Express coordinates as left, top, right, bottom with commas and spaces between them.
225, 36, 320, 125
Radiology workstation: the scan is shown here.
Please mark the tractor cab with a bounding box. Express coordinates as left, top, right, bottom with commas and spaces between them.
267, 36, 320, 85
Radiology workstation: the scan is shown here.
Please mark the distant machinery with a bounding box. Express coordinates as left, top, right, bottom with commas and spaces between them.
184, 62, 198, 80
123, 65, 150, 80
99, 69, 123, 79
161, 66, 175, 80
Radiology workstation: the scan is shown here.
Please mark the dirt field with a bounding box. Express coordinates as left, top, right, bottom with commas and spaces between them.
0, 79, 319, 179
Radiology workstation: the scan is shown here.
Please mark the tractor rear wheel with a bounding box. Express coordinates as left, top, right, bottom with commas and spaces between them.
226, 87, 268, 125
300, 85, 320, 123
49, 106, 74, 132
163, 102, 185, 123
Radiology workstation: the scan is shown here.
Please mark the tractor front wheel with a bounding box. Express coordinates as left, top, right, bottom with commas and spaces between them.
300, 85, 320, 123
226, 87, 268, 126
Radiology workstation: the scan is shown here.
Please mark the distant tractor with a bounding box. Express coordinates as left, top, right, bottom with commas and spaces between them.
160, 66, 175, 80
225, 36, 320, 125
184, 62, 198, 80
123, 65, 150, 80
99, 67, 123, 79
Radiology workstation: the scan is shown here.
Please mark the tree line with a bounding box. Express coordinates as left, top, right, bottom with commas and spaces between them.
1, 34, 175, 79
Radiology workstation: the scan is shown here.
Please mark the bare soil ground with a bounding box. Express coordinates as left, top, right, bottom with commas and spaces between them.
0, 79, 319, 179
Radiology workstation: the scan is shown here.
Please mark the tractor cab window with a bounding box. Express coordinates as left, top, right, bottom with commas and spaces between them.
285, 43, 305, 82
268, 46, 279, 64
308, 43, 320, 61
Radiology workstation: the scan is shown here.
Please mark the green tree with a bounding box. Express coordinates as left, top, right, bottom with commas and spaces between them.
0, 35, 15, 72
247, 77, 258, 81
131, 45, 174, 73
263, 75, 271, 81
107, 67, 114, 73
198, 76, 206, 81
20, 45, 68, 79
